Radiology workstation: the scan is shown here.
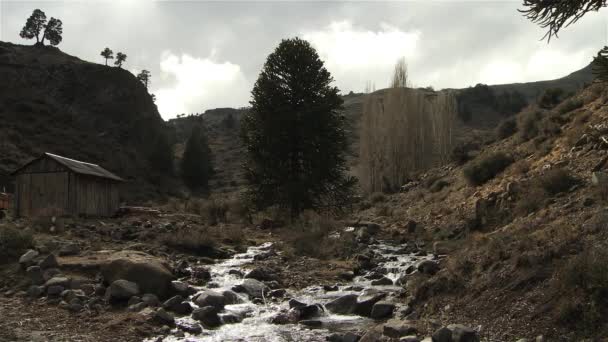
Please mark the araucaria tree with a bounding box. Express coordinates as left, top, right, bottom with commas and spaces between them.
100, 48, 113, 66
20, 9, 63, 46
520, 0, 608, 80
241, 37, 356, 218
181, 126, 213, 191
137, 70, 151, 89
114, 52, 127, 68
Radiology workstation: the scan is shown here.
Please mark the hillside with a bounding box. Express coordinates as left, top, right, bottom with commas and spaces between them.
0, 41, 170, 201
353, 81, 608, 340
171, 63, 595, 195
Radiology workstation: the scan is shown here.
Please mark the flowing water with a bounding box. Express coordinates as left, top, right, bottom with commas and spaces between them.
157, 239, 432, 342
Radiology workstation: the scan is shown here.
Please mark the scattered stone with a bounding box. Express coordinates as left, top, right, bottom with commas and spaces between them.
371, 277, 393, 286
45, 277, 71, 289
194, 290, 225, 310
300, 320, 322, 327
417, 260, 439, 275
107, 279, 140, 301
592, 172, 608, 187
153, 308, 175, 326
43, 268, 62, 282
232, 278, 268, 299
26, 266, 44, 285
38, 254, 59, 269
192, 306, 222, 327
26, 285, 44, 298
128, 302, 148, 312
325, 294, 358, 315
19, 250, 39, 267
245, 266, 278, 281
177, 321, 203, 335
289, 298, 307, 309
59, 243, 80, 256
80, 284, 95, 296
228, 269, 244, 277
220, 313, 243, 324
269, 289, 287, 298
128, 296, 143, 306
338, 271, 355, 281
142, 293, 160, 307
371, 301, 395, 319
47, 285, 64, 297
448, 324, 480, 342
383, 319, 418, 338
399, 336, 420, 342
171, 281, 189, 294
298, 304, 324, 320
94, 284, 107, 296
355, 290, 387, 317
222, 290, 242, 304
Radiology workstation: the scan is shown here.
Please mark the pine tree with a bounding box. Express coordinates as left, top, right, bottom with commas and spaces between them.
100, 48, 113, 66
20, 9, 62, 46
114, 52, 127, 68
520, 0, 606, 41
148, 133, 173, 176
181, 126, 213, 191
593, 46, 608, 82
137, 70, 151, 89
241, 37, 356, 218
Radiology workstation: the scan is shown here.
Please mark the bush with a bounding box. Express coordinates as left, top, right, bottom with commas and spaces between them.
369, 192, 386, 204
429, 179, 450, 193
555, 247, 608, 330
162, 227, 217, 254
558, 98, 584, 115
0, 225, 33, 264
496, 118, 518, 139
450, 142, 478, 165
517, 110, 542, 141
537, 168, 577, 195
203, 199, 228, 225
463, 152, 514, 185
538, 88, 565, 109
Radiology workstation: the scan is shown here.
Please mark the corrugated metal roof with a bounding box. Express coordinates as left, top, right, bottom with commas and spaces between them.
13, 153, 124, 182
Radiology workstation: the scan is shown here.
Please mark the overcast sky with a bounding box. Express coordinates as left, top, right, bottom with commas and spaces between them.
1, 0, 607, 119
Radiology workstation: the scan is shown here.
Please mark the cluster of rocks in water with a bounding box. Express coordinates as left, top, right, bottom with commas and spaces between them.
6, 222, 482, 342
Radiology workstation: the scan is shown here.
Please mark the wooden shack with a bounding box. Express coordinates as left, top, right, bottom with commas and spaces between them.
0, 192, 11, 210
11, 153, 124, 217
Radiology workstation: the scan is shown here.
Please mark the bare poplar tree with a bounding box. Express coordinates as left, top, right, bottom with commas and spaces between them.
390, 57, 410, 88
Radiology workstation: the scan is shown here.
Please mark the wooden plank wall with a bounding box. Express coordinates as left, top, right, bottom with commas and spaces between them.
15, 156, 120, 217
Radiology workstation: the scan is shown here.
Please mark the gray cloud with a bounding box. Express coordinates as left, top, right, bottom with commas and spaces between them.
1, 0, 606, 119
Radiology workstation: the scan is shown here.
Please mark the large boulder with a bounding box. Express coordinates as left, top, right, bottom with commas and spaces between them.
194, 290, 226, 310
107, 279, 140, 301
355, 290, 387, 317
232, 279, 268, 299
101, 250, 173, 298
371, 301, 395, 319
325, 294, 358, 315
383, 319, 417, 338
192, 306, 222, 328
19, 250, 39, 267
432, 325, 479, 342
245, 267, 278, 282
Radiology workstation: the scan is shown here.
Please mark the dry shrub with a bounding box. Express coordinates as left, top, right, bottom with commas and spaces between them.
554, 246, 608, 330
161, 226, 217, 253
203, 199, 228, 225
0, 225, 33, 264
369, 192, 386, 204
496, 118, 517, 139
512, 159, 530, 175
286, 211, 357, 260
536, 168, 577, 195
165, 198, 183, 213
463, 152, 514, 185
514, 186, 546, 216
375, 205, 391, 217
557, 98, 584, 115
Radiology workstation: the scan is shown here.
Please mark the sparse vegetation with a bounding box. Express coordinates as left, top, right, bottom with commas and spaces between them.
0, 225, 33, 264
537, 168, 577, 195
114, 52, 127, 68
137, 70, 151, 89
463, 152, 513, 185
181, 126, 213, 192
558, 98, 584, 114
538, 88, 565, 109
496, 118, 518, 139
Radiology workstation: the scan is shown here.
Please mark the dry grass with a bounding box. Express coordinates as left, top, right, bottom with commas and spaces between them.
283, 211, 357, 260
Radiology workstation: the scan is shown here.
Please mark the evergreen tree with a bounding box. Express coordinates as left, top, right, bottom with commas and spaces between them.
241, 37, 356, 218
137, 70, 151, 89
149, 132, 174, 176
593, 46, 608, 82
181, 126, 213, 191
101, 48, 113, 66
114, 52, 127, 68
520, 0, 606, 41
20, 9, 62, 46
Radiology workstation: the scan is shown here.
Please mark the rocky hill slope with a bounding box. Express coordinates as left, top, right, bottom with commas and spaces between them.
0, 41, 169, 201
354, 81, 608, 340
